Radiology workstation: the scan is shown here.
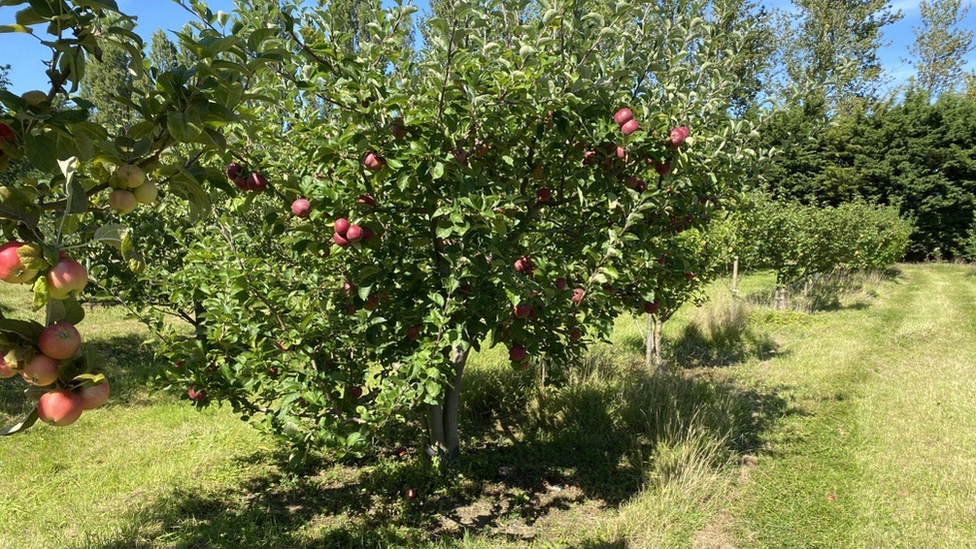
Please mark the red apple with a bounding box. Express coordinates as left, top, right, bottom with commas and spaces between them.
0, 122, 14, 142
684, 272, 696, 280
405, 488, 418, 500
77, 380, 110, 410
569, 328, 582, 341
572, 288, 585, 304
46, 256, 88, 300
346, 302, 357, 315
37, 389, 83, 426
513, 303, 532, 319
616, 146, 627, 160
357, 194, 376, 207
342, 279, 356, 295
537, 187, 552, 202
363, 152, 385, 171
109, 189, 138, 214
350, 386, 363, 399
187, 387, 206, 401
555, 277, 567, 291
613, 108, 634, 126
621, 119, 639, 136
334, 218, 350, 236
669, 126, 690, 147
247, 173, 269, 192
333, 232, 351, 247
657, 255, 666, 265
291, 198, 311, 218
453, 148, 469, 166
509, 344, 527, 363
225, 162, 243, 179
406, 326, 420, 340
0, 241, 39, 284
654, 161, 672, 176
514, 255, 534, 275
0, 353, 14, 378
345, 224, 364, 243
22, 354, 59, 386
234, 176, 249, 190
583, 150, 598, 165
361, 226, 375, 242
363, 295, 379, 311
644, 301, 659, 314
38, 323, 81, 360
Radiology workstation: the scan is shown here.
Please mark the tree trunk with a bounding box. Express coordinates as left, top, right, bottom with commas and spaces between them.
645, 312, 655, 367
653, 317, 666, 374
426, 344, 469, 465
731, 256, 739, 297
646, 314, 665, 372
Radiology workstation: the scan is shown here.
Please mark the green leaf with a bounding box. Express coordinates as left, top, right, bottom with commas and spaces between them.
0, 317, 44, 341
24, 132, 58, 172
0, 187, 41, 228
166, 111, 203, 142
0, 24, 33, 33
93, 223, 129, 249
31, 275, 48, 310
0, 409, 38, 436
16, 243, 49, 271
431, 162, 445, 180
59, 157, 87, 214
74, 0, 121, 10
72, 372, 107, 388
48, 296, 84, 325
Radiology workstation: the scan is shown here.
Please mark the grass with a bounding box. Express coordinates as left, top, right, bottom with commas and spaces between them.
3, 264, 976, 547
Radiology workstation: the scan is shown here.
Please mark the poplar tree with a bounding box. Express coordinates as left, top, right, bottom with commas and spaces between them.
906, 0, 975, 97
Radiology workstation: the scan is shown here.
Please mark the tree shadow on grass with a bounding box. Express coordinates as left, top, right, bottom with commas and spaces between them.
71, 356, 792, 549
86, 333, 167, 405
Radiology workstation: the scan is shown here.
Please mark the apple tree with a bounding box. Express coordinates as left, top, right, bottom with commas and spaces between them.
138, 0, 768, 461
0, 0, 252, 434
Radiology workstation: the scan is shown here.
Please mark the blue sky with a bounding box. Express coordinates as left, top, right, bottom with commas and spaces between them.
1, 0, 974, 96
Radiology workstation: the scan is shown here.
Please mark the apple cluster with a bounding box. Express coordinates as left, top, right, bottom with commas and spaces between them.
0, 322, 109, 427
226, 162, 269, 192
0, 243, 88, 300
108, 164, 159, 214
332, 217, 375, 247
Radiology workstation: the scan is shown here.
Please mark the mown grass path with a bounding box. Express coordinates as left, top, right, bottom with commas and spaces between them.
731, 264, 976, 548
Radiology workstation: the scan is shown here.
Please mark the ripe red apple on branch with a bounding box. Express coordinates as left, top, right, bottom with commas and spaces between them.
0, 356, 15, 379
37, 390, 83, 426
77, 380, 110, 410
291, 198, 312, 218
0, 241, 39, 284
46, 255, 88, 300
0, 122, 14, 142
22, 354, 59, 386
38, 323, 82, 360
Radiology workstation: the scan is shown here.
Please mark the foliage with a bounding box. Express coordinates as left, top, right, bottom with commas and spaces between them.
0, 0, 767, 463
906, 0, 975, 98
734, 192, 912, 285
772, 0, 902, 109
760, 89, 976, 259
